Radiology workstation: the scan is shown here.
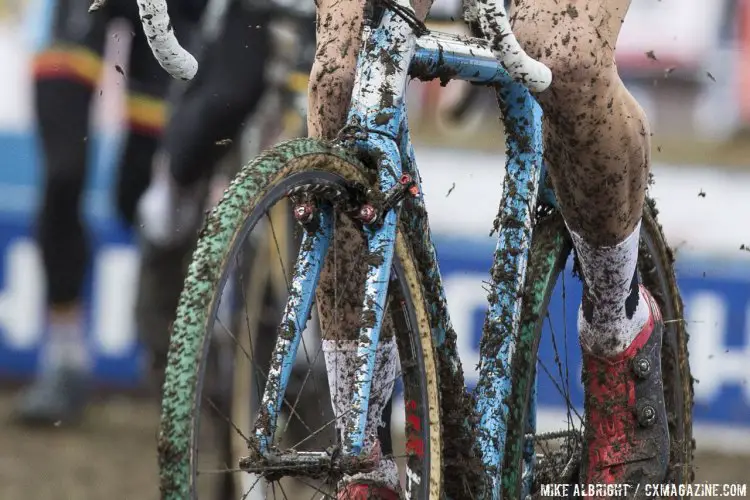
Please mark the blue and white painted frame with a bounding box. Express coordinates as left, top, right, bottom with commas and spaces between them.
131, 0, 555, 496
328, 4, 554, 498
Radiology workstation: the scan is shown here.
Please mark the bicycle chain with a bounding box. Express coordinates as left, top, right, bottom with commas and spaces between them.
525, 429, 582, 442
527, 429, 583, 492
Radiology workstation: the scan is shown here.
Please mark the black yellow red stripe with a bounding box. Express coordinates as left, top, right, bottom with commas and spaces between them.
285, 71, 309, 94
33, 45, 102, 86
127, 93, 167, 136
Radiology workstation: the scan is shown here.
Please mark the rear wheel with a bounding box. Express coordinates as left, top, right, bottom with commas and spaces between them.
499, 203, 694, 498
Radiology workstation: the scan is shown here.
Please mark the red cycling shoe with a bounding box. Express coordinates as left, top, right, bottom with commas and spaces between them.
337, 483, 400, 500
580, 285, 670, 498
337, 440, 400, 500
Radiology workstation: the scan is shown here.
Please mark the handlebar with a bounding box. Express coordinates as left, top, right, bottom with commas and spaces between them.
90, 0, 198, 80
90, 0, 548, 90
464, 0, 552, 92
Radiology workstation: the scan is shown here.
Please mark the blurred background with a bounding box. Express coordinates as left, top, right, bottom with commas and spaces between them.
0, 0, 749, 498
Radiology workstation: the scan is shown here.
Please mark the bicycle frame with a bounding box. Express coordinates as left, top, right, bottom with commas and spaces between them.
248, 4, 556, 499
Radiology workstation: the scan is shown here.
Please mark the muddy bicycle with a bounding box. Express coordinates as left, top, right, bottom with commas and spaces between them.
127, 0, 695, 497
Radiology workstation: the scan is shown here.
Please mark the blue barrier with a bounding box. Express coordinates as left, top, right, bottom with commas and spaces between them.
435, 237, 750, 428
1, 133, 748, 430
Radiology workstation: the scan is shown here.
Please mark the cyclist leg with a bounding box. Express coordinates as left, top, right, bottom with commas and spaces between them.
164, 0, 272, 190
511, 0, 668, 489
138, 0, 273, 248
308, 0, 431, 139
136, 0, 273, 383
308, 1, 431, 497
111, 5, 178, 228
15, 0, 110, 425
100, 0, 202, 392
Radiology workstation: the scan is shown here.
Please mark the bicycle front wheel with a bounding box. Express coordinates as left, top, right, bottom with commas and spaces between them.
157, 139, 444, 499
500, 202, 694, 498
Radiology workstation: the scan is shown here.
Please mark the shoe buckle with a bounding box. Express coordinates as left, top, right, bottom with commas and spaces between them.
632, 356, 651, 379
636, 399, 658, 427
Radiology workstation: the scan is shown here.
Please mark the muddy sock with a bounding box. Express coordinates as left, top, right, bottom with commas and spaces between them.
569, 221, 650, 357
41, 310, 90, 373
322, 337, 399, 489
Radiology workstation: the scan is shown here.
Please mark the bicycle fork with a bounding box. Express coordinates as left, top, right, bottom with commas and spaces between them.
242, 6, 417, 478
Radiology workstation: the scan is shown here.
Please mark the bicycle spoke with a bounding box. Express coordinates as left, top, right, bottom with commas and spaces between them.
540, 269, 581, 438
545, 312, 575, 434
537, 357, 584, 425
204, 396, 252, 445
282, 342, 325, 437
240, 474, 264, 500
219, 309, 315, 439
290, 320, 329, 443
561, 273, 573, 432
235, 251, 268, 403
277, 479, 291, 500
215, 313, 269, 428
217, 315, 253, 368
306, 482, 321, 500
296, 477, 335, 499
290, 370, 403, 451
196, 467, 246, 474
546, 315, 569, 411
267, 211, 291, 293
244, 474, 264, 496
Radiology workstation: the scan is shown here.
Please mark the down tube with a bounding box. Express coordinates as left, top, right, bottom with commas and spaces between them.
474, 82, 544, 498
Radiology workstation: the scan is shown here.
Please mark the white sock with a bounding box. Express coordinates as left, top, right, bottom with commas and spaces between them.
322, 337, 399, 489
42, 319, 90, 373
569, 221, 650, 357
137, 151, 204, 248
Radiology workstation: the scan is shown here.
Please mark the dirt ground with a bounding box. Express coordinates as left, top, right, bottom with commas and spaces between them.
0, 391, 747, 500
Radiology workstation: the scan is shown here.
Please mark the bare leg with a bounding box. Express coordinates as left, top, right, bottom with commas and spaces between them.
512, 1, 669, 490
511, 0, 650, 354
308, 0, 432, 139
511, 0, 646, 245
